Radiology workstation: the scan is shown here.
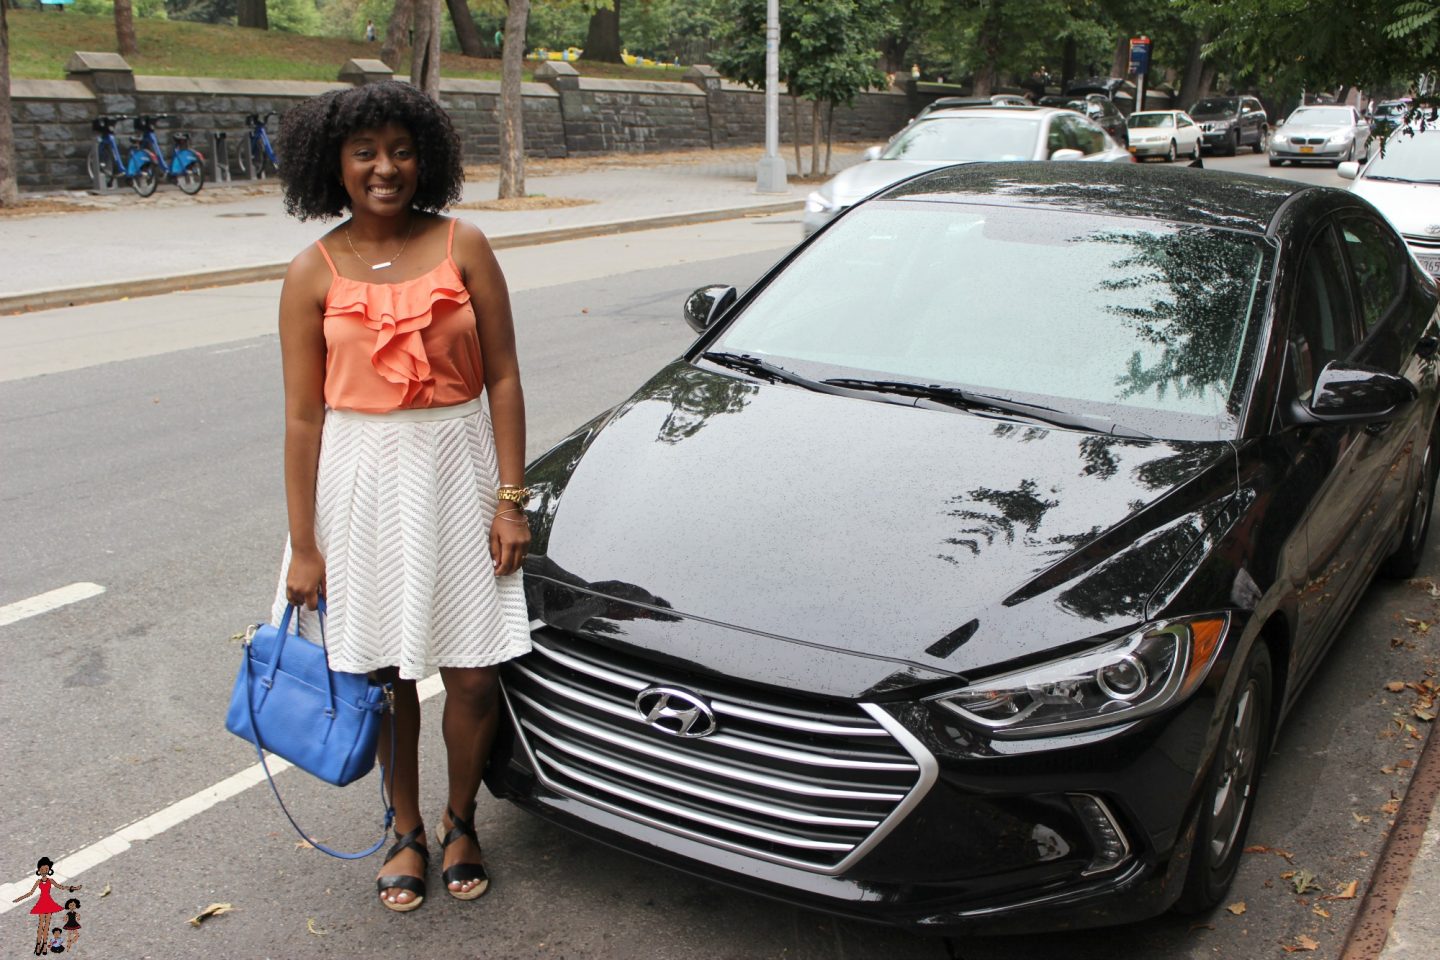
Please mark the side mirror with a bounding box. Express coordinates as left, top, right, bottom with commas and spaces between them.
684, 284, 737, 334
1292, 361, 1417, 425
1275, 118, 1286, 128
1337, 161, 1360, 180
1049, 148, 1085, 161
863, 145, 883, 161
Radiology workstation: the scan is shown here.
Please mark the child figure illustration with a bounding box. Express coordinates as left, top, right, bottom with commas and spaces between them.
47, 929, 63, 953
12, 858, 80, 956
62, 899, 81, 953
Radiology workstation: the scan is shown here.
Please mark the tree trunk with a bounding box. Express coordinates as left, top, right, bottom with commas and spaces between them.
237, 0, 268, 30
1197, 62, 1217, 101
113, 0, 137, 57
0, 0, 18, 207
1061, 36, 1076, 92
1178, 31, 1206, 109
445, 0, 484, 58
823, 99, 834, 175
380, 0, 413, 70
790, 92, 802, 175
498, 0, 529, 199
583, 0, 622, 64
410, 0, 441, 100
971, 10, 1001, 97
1111, 35, 1128, 79
809, 99, 820, 178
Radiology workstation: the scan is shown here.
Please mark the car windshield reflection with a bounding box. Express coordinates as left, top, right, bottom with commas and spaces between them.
709, 204, 1268, 440
882, 117, 1042, 162
1366, 131, 1440, 183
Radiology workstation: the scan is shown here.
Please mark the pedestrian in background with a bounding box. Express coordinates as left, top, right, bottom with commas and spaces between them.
273, 81, 533, 914
365, 18, 377, 42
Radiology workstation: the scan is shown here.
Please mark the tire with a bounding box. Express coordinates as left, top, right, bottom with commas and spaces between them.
1252, 126, 1268, 154
1225, 131, 1239, 157
86, 146, 115, 188
1191, 140, 1201, 161
1381, 437, 1437, 579
1166, 140, 1177, 163
1268, 158, 1283, 167
132, 161, 158, 198
177, 160, 204, 195
1174, 642, 1274, 915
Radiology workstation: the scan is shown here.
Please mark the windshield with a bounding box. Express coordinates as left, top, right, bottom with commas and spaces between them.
1377, 102, 1409, 116
1366, 132, 1440, 182
1128, 114, 1175, 128
1289, 107, 1352, 125
1192, 99, 1238, 115
882, 117, 1041, 162
710, 204, 1268, 440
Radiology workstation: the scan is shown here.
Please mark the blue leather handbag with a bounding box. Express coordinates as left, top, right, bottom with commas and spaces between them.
225, 601, 395, 859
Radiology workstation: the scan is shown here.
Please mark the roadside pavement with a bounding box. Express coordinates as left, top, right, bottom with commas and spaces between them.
0, 147, 863, 312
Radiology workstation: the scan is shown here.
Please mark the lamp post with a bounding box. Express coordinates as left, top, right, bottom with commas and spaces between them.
755, 0, 787, 193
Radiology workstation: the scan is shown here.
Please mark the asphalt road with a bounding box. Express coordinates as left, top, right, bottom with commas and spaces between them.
1, 157, 1436, 960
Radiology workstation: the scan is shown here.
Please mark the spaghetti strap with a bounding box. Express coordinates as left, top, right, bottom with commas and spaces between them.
314, 240, 339, 276
446, 218, 459, 258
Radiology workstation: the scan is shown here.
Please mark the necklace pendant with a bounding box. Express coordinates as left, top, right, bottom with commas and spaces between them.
370, 261, 393, 271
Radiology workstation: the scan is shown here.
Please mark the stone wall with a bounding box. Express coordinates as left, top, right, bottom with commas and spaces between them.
9, 53, 924, 193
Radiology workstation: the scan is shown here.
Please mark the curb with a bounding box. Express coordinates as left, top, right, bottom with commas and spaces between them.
0, 199, 803, 316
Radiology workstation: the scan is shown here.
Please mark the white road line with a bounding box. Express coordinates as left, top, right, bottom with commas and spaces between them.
0, 671, 446, 913
0, 583, 105, 627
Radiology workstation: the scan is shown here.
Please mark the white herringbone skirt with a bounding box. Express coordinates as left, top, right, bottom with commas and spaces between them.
271, 397, 531, 680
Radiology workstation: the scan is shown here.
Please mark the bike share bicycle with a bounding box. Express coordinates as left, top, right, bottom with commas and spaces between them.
130, 114, 206, 196
236, 112, 280, 179
86, 114, 148, 191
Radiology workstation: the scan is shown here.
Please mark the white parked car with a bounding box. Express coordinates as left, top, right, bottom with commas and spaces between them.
803, 106, 1132, 235
1339, 129, 1440, 276
1124, 110, 1202, 162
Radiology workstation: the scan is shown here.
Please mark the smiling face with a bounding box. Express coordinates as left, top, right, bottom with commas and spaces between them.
338, 123, 419, 217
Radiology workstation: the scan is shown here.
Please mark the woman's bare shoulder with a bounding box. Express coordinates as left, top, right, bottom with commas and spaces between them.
283, 241, 334, 304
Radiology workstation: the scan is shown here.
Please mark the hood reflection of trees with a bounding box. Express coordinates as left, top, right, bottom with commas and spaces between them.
647, 365, 758, 445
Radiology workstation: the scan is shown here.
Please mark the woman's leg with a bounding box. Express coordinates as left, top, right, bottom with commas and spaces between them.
35, 915, 47, 952
375, 670, 426, 905
437, 665, 500, 893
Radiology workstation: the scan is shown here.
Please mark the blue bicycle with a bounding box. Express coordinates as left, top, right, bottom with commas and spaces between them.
236, 112, 279, 179
86, 114, 148, 190
130, 114, 205, 197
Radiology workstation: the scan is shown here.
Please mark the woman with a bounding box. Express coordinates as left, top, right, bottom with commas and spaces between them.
12, 858, 80, 955
273, 81, 532, 913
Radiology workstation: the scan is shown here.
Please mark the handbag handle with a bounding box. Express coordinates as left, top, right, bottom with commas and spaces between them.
245, 602, 396, 859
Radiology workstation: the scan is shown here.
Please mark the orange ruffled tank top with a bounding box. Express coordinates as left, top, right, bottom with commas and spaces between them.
316, 218, 484, 413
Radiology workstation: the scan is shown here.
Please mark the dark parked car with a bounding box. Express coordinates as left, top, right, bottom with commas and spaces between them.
1190, 95, 1270, 155
489, 164, 1440, 936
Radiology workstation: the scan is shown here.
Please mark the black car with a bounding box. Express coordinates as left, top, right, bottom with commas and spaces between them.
1190, 95, 1270, 155
1046, 92, 1129, 146
488, 164, 1440, 935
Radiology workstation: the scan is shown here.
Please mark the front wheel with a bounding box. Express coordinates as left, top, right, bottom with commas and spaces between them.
1252, 127, 1269, 154
1382, 438, 1437, 578
177, 161, 205, 195
1174, 642, 1273, 914
1268, 157, 1283, 167
86, 146, 116, 189
1191, 139, 1201, 161
1166, 140, 1177, 163
132, 162, 158, 197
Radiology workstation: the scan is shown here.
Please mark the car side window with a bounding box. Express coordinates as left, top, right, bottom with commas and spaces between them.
1071, 117, 1107, 154
1338, 215, 1407, 335
1289, 225, 1359, 403
1046, 118, 1068, 156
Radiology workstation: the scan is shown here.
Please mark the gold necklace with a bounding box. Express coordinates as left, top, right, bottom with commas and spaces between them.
345, 221, 416, 271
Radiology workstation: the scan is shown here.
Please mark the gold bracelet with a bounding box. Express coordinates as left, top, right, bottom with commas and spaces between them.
497, 484, 533, 507
495, 512, 529, 524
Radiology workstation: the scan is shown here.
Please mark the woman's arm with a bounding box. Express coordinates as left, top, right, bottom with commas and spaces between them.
11, 879, 38, 903
278, 247, 331, 609
454, 218, 530, 576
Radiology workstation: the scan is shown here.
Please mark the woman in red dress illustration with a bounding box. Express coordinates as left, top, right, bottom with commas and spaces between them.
12, 858, 80, 956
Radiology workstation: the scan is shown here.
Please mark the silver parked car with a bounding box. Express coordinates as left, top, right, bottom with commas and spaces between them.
1269, 105, 1371, 167
803, 106, 1132, 235
1339, 129, 1440, 275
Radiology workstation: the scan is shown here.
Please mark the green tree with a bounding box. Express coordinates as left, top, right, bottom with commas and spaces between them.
1, 0, 15, 208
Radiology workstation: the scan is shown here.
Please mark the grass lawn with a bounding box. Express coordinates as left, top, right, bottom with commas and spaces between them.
8, 9, 691, 84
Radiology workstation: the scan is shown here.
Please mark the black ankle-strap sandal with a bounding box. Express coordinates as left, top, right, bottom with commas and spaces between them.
375, 824, 429, 913
436, 806, 490, 901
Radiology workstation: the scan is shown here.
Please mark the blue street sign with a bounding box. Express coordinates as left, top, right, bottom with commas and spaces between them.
1129, 37, 1151, 76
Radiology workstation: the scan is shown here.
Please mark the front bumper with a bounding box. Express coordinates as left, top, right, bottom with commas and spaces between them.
1270, 141, 1350, 161
1128, 141, 1174, 158
487, 628, 1230, 934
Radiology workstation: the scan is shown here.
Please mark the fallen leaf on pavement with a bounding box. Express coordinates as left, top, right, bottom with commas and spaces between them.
1281, 870, 1297, 880
1313, 906, 1331, 918
1353, 813, 1373, 824
1398, 759, 1415, 769
1245, 845, 1295, 859
1382, 765, 1397, 774
306, 917, 327, 936
1325, 880, 1359, 901
99, 884, 111, 898
1414, 707, 1436, 722
1292, 870, 1321, 895
187, 903, 235, 927
1382, 798, 1402, 815
1227, 901, 1247, 915
1386, 681, 1408, 692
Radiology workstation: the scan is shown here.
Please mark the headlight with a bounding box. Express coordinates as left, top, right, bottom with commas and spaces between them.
1329, 131, 1353, 144
934, 615, 1227, 737
805, 191, 839, 214
1212, 120, 1232, 130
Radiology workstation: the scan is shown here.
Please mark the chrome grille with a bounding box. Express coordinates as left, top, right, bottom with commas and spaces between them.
1403, 233, 1440, 250
503, 629, 934, 874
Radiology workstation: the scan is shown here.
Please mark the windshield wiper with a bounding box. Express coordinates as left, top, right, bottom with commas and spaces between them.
699, 353, 915, 406
822, 378, 1154, 438
1363, 175, 1413, 182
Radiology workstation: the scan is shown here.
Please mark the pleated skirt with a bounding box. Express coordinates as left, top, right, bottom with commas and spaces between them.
271, 397, 532, 680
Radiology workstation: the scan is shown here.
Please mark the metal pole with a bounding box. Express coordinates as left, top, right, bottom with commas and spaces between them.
755, 0, 787, 193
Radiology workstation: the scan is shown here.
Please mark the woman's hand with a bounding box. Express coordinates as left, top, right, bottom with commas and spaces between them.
491, 508, 530, 576
286, 545, 326, 609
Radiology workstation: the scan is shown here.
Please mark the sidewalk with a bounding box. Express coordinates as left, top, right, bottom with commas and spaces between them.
0, 148, 861, 312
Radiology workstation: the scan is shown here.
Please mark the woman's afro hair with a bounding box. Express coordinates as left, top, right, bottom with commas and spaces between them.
279, 81, 464, 221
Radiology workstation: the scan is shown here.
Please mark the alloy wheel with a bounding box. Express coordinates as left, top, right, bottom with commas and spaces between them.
1207, 680, 1261, 863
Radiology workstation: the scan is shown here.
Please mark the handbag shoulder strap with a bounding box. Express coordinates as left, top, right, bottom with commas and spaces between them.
244, 607, 397, 860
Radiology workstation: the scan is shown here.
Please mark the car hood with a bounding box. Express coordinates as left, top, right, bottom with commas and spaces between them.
1350, 178, 1440, 236
818, 158, 968, 207
523, 363, 1238, 699
1279, 122, 1353, 138
1190, 112, 1237, 122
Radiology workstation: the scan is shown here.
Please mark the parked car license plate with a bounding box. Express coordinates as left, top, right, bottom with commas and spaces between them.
1418, 255, 1440, 276
1300, 146, 1315, 154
